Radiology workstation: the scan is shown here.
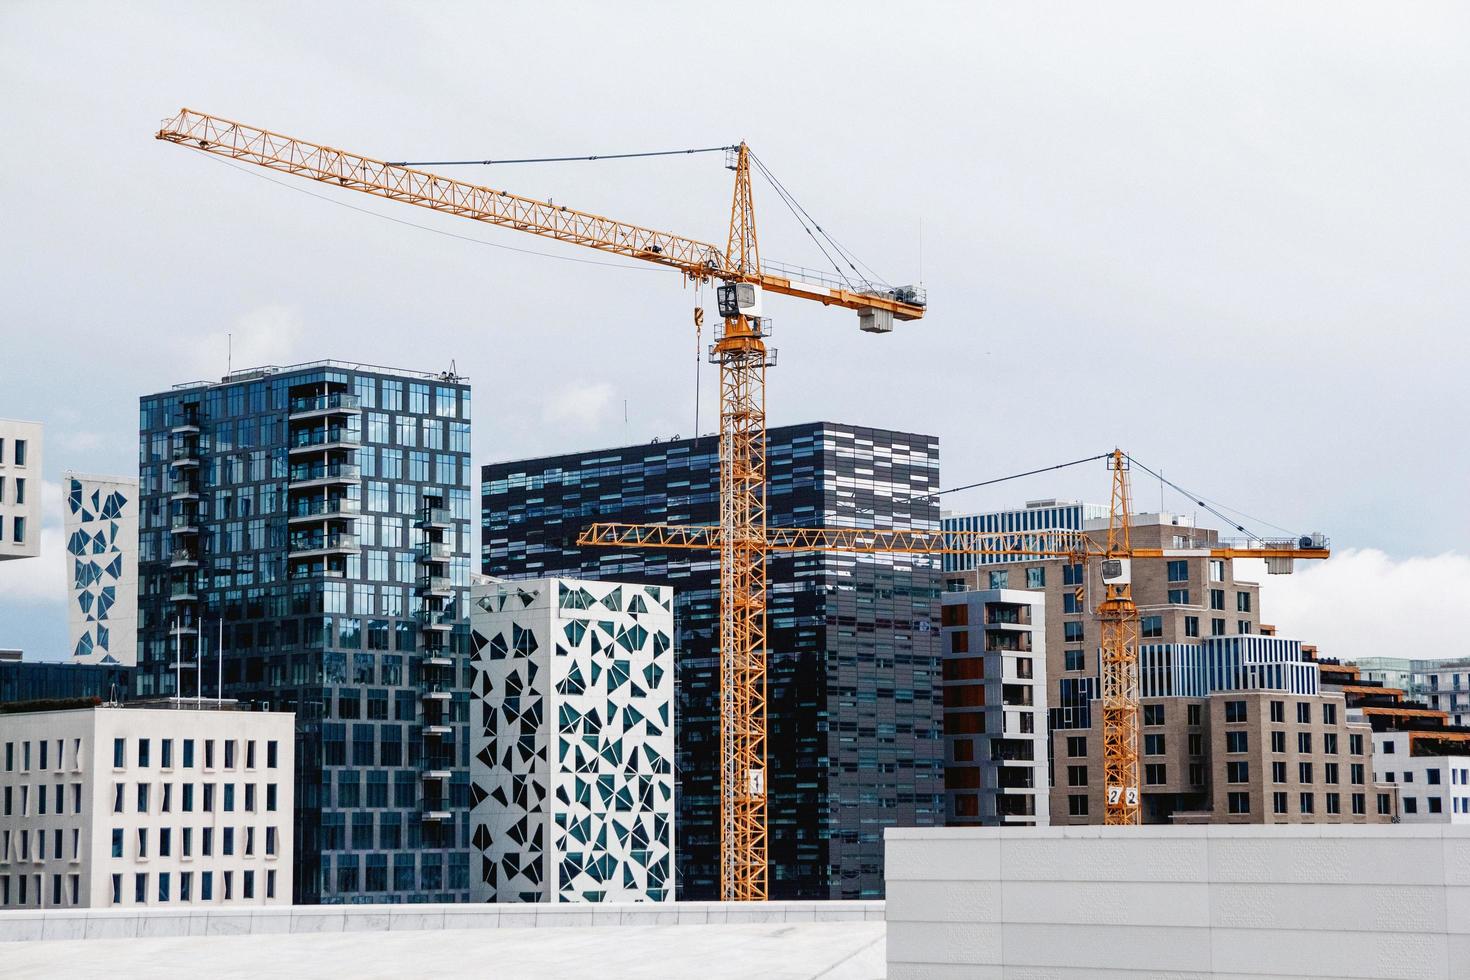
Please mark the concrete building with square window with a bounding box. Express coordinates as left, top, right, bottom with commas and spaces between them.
135, 361, 473, 904
0, 419, 43, 562
0, 701, 293, 909
938, 588, 1049, 826
946, 506, 1396, 825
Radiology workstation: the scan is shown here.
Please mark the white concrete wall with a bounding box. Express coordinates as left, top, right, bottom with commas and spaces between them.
0, 419, 43, 562
0, 899, 883, 942
886, 825, 1470, 979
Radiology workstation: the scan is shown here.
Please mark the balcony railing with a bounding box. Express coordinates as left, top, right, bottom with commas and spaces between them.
169, 583, 198, 601
169, 548, 199, 567
288, 497, 361, 521
288, 462, 361, 485
287, 562, 349, 580
288, 393, 361, 417
288, 532, 360, 555
415, 506, 452, 528
169, 516, 199, 533
417, 541, 452, 562
415, 609, 453, 629
170, 446, 200, 465
289, 427, 360, 450
416, 575, 452, 595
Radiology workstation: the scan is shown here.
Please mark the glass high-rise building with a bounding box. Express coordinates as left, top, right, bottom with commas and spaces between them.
481, 422, 944, 900
135, 361, 473, 904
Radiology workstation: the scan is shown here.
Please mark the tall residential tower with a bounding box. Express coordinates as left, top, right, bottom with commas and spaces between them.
135, 361, 473, 903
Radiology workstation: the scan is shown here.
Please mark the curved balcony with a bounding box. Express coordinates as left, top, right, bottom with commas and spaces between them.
287, 497, 361, 524
416, 575, 452, 598
288, 393, 361, 421
287, 426, 360, 455
287, 461, 361, 489
416, 541, 451, 564
415, 609, 453, 632
288, 532, 360, 558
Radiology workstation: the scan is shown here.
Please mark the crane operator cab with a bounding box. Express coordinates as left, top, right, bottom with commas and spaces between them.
716, 282, 762, 319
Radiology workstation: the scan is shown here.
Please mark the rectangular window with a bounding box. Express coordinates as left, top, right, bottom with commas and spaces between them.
1145, 763, 1167, 785
267, 870, 277, 900
243, 870, 254, 900
1187, 703, 1202, 727
183, 739, 195, 768
1226, 731, 1248, 753
1325, 762, 1340, 785
1166, 559, 1188, 582
1351, 763, 1365, 785
1167, 588, 1189, 604
1271, 730, 1286, 753
1067, 765, 1088, 787
112, 828, 123, 858
1298, 732, 1312, 753
1143, 704, 1165, 726
1297, 702, 1312, 724
161, 739, 172, 769
1064, 622, 1084, 643
183, 783, 194, 812
204, 783, 214, 812
137, 828, 147, 858
1237, 591, 1252, 612
1188, 732, 1203, 755
183, 828, 192, 857
266, 783, 278, 812
1184, 616, 1199, 638
158, 872, 170, 903
1225, 701, 1247, 723
1270, 701, 1285, 723
1227, 761, 1249, 784
988, 570, 1009, 590
1026, 567, 1045, 589
1378, 793, 1392, 815
1144, 734, 1166, 755
1324, 733, 1339, 754
1299, 762, 1314, 784
201, 871, 213, 902
202, 828, 213, 856
113, 738, 125, 768
1069, 793, 1089, 816
137, 739, 150, 767
223, 828, 234, 856
266, 826, 277, 856
1228, 791, 1250, 814
1352, 793, 1366, 815
1211, 618, 1226, 636
1273, 791, 1288, 814
1272, 761, 1287, 784
181, 872, 192, 902
205, 740, 215, 769
1140, 615, 1163, 639
223, 740, 235, 769
1323, 704, 1338, 726
1350, 733, 1364, 755
1064, 650, 1085, 671
1063, 563, 1084, 586
159, 828, 171, 857
1300, 792, 1315, 814
136, 783, 149, 813
224, 784, 235, 812
267, 741, 279, 769
135, 873, 147, 904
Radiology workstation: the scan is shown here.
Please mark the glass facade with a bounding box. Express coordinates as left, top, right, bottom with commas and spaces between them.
135, 363, 472, 904
0, 660, 133, 704
481, 422, 945, 899
942, 502, 1109, 572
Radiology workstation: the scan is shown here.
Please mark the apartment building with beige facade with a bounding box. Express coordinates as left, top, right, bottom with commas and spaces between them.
944, 503, 1395, 825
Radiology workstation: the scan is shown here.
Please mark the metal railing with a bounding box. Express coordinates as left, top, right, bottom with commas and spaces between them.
289, 393, 361, 414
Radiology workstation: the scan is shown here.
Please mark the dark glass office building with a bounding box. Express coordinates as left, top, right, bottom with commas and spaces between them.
481, 422, 945, 899
0, 658, 132, 704
135, 361, 473, 904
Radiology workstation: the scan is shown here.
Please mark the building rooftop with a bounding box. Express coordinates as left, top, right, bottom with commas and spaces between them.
167, 358, 468, 392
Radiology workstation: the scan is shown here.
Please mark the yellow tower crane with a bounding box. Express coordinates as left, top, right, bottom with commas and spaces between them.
154, 109, 926, 901
580, 448, 1331, 827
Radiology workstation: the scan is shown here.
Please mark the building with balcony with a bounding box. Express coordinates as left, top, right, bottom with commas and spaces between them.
468, 577, 676, 903
947, 507, 1396, 825
939, 588, 1049, 826
482, 423, 945, 900
135, 361, 472, 904
0, 419, 42, 562
0, 700, 293, 909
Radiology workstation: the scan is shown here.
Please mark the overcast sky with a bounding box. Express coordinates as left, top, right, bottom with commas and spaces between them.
1, 2, 1466, 661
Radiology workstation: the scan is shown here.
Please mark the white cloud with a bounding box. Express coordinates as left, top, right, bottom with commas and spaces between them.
0, 480, 69, 604
542, 382, 618, 433
1236, 549, 1468, 662
184, 305, 304, 380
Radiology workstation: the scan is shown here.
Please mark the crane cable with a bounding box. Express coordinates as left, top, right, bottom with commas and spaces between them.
749, 152, 892, 290
386, 145, 737, 167
1124, 455, 1297, 540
